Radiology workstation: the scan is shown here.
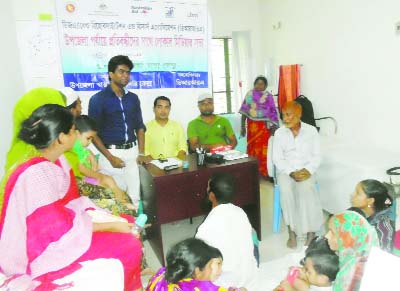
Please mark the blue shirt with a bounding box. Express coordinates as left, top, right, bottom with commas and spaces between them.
88, 85, 145, 145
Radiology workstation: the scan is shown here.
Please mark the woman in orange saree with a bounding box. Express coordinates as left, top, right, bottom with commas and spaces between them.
240, 76, 278, 178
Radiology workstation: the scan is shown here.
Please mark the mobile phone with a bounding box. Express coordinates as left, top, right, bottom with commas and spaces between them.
164, 164, 179, 171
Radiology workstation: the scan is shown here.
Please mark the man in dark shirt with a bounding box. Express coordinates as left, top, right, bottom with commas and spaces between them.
89, 55, 150, 205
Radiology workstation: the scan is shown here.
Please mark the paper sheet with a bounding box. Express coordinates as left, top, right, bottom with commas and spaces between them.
150, 157, 182, 169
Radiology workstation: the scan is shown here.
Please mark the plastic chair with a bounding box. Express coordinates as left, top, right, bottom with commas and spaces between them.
272, 169, 281, 233
267, 136, 282, 233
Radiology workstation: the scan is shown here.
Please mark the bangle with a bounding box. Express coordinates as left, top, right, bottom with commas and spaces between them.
138, 153, 146, 157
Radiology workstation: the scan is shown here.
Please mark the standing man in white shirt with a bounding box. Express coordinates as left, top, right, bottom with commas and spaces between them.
272, 101, 322, 249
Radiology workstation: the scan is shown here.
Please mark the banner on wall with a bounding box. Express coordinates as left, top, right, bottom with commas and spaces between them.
55, 0, 208, 91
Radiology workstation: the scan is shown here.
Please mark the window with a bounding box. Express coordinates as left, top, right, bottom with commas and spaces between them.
210, 38, 234, 114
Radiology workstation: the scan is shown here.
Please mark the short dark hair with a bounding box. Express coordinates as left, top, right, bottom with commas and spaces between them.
165, 238, 222, 283
108, 55, 133, 81
74, 115, 98, 133
19, 104, 73, 149
305, 236, 332, 255
306, 250, 339, 282
154, 96, 171, 107
253, 75, 268, 89
209, 172, 236, 204
360, 179, 393, 212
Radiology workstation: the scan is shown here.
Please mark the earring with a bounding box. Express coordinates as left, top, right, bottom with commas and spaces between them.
367, 204, 371, 208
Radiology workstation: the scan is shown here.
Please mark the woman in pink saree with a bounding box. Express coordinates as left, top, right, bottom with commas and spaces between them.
0, 102, 143, 291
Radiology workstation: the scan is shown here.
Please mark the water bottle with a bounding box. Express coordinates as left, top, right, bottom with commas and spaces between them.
132, 213, 147, 236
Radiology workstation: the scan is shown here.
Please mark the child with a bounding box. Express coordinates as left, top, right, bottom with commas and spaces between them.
276, 237, 339, 291
147, 238, 246, 291
299, 249, 338, 291
67, 115, 135, 215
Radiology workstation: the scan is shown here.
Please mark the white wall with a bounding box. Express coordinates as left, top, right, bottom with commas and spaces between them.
260, 0, 400, 154
208, 0, 266, 104
0, 2, 24, 177
208, 0, 263, 73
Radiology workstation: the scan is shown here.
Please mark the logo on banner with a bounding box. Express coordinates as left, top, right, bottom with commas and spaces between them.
66, 2, 76, 13
187, 12, 199, 18
131, 6, 152, 14
165, 7, 175, 18
98, 2, 108, 10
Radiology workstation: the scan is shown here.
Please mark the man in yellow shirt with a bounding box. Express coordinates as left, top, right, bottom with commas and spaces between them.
145, 96, 187, 160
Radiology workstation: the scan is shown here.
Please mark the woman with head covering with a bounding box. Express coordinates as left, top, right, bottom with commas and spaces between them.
5, 87, 66, 171
0, 94, 143, 290
350, 179, 394, 252
239, 76, 278, 178
325, 211, 379, 291
1, 87, 67, 213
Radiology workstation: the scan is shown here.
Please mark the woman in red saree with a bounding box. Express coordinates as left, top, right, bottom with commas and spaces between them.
0, 103, 143, 291
240, 76, 278, 178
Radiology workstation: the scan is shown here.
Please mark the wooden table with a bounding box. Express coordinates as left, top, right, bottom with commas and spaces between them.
139, 154, 260, 265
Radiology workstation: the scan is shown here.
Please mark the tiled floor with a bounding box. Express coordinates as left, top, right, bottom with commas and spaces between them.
143, 179, 306, 272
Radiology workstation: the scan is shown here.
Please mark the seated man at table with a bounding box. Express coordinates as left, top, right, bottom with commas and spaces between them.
187, 93, 237, 152
195, 172, 258, 290
144, 96, 187, 160
272, 101, 322, 249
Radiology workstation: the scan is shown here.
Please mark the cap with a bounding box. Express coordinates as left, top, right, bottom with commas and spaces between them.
60, 87, 79, 106
198, 92, 213, 102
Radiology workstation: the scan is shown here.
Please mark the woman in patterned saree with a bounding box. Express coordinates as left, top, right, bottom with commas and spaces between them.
0, 102, 143, 290
325, 211, 378, 291
239, 76, 278, 178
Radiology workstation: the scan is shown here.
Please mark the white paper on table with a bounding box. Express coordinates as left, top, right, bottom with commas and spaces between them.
218, 150, 248, 161
150, 157, 182, 169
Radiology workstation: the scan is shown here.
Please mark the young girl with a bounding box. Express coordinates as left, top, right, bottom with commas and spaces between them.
146, 238, 246, 291
66, 115, 135, 215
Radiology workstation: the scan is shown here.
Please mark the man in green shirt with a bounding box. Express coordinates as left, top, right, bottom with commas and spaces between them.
187, 93, 237, 152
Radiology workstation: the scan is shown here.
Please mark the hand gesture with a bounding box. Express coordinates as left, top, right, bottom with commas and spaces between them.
296, 168, 311, 182
290, 169, 311, 182
109, 155, 125, 168
87, 151, 99, 171
111, 222, 133, 233
136, 155, 152, 165
274, 280, 295, 291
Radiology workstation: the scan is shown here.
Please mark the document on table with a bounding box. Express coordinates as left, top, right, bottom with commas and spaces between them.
150, 157, 182, 169
219, 150, 248, 161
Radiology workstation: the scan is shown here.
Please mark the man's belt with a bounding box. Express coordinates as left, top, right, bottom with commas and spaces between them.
104, 141, 136, 150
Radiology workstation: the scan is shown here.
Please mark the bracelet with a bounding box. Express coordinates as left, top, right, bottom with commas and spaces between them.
138, 153, 146, 157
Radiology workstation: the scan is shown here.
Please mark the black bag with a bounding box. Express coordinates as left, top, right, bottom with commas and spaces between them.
384, 167, 400, 198
295, 95, 317, 127
205, 154, 225, 164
